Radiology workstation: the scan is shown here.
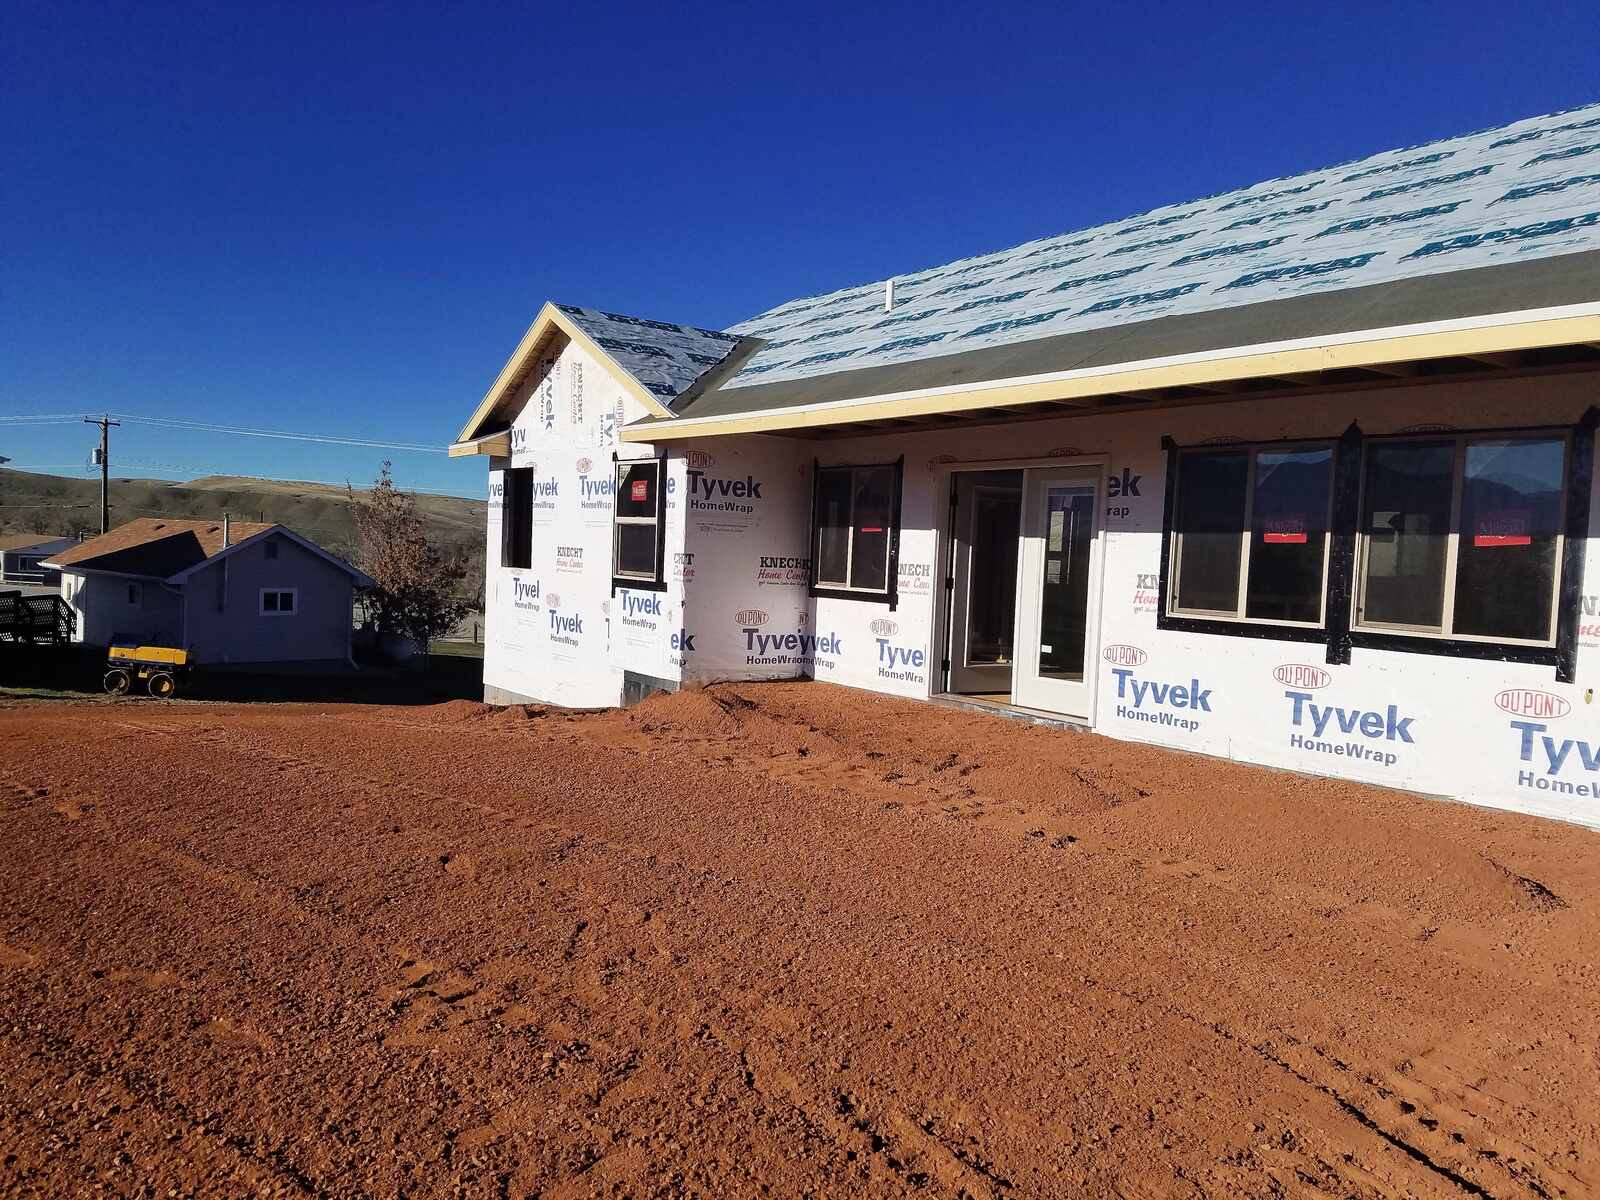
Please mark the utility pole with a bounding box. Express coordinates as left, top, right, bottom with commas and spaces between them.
84, 415, 120, 534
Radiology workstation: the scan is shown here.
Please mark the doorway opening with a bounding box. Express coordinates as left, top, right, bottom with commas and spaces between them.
940, 462, 1103, 722
946, 470, 1023, 698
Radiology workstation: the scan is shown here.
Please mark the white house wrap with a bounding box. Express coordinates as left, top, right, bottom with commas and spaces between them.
457, 102, 1600, 830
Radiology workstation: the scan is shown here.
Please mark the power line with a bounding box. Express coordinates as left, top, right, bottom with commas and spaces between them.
108, 413, 446, 453
3, 411, 447, 452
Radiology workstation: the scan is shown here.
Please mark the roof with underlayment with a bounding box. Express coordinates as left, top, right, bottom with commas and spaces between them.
554, 304, 743, 405
703, 102, 1600, 393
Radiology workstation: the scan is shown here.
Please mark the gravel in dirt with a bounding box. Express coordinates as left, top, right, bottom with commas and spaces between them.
1, 682, 1598, 1197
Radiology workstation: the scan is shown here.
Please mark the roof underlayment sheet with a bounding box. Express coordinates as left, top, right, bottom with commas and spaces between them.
555, 304, 742, 404
718, 102, 1600, 393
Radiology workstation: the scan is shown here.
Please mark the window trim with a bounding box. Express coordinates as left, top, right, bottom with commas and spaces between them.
1166, 440, 1337, 630
1351, 430, 1569, 649
259, 587, 298, 617
1157, 410, 1597, 682
808, 457, 904, 608
610, 452, 668, 593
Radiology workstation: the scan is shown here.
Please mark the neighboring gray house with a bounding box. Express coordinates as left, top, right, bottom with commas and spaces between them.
0, 534, 77, 586
43, 517, 373, 667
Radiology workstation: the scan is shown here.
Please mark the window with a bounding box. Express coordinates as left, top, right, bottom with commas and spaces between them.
612, 458, 665, 588
260, 588, 297, 616
811, 461, 902, 600
264, 539, 279, 560
1357, 434, 1566, 644
501, 467, 534, 570
126, 583, 142, 606
1169, 444, 1333, 626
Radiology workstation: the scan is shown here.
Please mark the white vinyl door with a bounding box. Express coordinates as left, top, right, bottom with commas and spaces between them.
1013, 466, 1102, 718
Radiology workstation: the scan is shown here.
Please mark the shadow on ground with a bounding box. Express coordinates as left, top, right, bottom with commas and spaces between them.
0, 644, 482, 705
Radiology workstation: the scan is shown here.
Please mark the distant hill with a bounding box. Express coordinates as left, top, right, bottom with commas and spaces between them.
0, 469, 485, 564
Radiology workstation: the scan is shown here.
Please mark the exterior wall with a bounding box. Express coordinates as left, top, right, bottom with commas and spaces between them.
471, 347, 1600, 827
182, 534, 355, 665
481, 334, 688, 708
63, 572, 183, 647
665, 371, 1600, 830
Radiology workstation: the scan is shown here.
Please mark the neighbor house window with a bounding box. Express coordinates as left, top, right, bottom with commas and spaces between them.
1168, 443, 1334, 626
501, 467, 533, 570
126, 583, 142, 606
260, 588, 297, 616
810, 460, 903, 601
612, 458, 665, 589
1357, 434, 1566, 644
264, 539, 279, 560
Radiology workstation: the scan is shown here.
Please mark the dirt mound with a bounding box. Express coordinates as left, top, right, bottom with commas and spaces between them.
485, 703, 548, 727
607, 685, 747, 738
413, 699, 494, 724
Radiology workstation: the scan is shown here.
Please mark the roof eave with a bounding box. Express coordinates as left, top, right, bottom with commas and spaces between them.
622, 304, 1600, 441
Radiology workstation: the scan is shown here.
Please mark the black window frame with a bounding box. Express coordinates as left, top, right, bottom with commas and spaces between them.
1156, 408, 1597, 683
501, 466, 534, 571
1165, 439, 1337, 631
1353, 430, 1570, 648
610, 452, 668, 594
808, 457, 904, 608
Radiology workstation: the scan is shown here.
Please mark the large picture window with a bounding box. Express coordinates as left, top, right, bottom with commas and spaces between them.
811, 460, 902, 602
612, 458, 666, 589
501, 467, 533, 570
1357, 434, 1567, 645
1169, 443, 1334, 626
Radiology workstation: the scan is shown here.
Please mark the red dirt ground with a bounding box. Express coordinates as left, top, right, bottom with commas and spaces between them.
1, 682, 1598, 1198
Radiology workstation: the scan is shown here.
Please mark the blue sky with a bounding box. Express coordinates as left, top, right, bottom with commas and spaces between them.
3, 0, 1595, 499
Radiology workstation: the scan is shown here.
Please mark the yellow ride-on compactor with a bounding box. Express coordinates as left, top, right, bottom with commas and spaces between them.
104, 641, 191, 699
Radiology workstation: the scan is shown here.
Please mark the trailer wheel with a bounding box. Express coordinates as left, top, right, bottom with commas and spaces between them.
103, 668, 132, 696
147, 672, 177, 699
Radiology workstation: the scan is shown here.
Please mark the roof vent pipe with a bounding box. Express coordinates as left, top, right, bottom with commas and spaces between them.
883, 278, 895, 312
222, 512, 230, 548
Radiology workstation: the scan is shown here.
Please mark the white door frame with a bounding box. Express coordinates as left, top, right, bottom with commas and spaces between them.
934, 454, 1108, 724
1012, 464, 1107, 720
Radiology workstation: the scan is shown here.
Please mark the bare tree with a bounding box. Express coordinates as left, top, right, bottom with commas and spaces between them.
349, 462, 472, 656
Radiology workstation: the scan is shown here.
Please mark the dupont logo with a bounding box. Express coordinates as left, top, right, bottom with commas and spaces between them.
1496, 689, 1570, 719
1102, 644, 1147, 667
870, 618, 899, 637
735, 608, 769, 627
1275, 664, 1330, 689
576, 456, 593, 473
684, 449, 718, 470
546, 592, 562, 609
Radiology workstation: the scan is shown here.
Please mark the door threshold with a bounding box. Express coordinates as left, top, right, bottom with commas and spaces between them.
932, 692, 1091, 732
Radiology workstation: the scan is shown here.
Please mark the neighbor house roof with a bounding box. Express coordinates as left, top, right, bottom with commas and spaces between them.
456, 102, 1600, 450
43, 519, 374, 591
0, 533, 70, 553
45, 518, 276, 578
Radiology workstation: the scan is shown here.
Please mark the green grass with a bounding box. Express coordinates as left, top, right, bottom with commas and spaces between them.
429, 639, 485, 659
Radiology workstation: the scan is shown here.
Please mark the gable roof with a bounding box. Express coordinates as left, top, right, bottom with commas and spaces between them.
456, 102, 1600, 450
556, 305, 745, 405
0, 533, 73, 554
706, 102, 1600, 398
42, 518, 372, 589
454, 301, 751, 447
46, 518, 275, 577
